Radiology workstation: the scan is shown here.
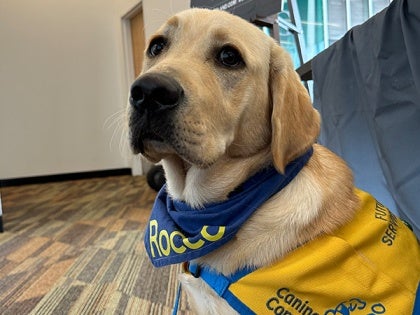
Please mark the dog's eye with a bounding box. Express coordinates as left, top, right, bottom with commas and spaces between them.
148, 37, 167, 57
217, 46, 244, 68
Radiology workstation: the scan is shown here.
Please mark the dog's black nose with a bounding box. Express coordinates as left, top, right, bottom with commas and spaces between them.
130, 73, 183, 112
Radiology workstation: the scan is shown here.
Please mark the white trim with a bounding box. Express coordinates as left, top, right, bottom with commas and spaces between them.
345, 0, 352, 29
307, 0, 316, 59
122, 1, 143, 20
368, 0, 374, 17
322, 0, 329, 48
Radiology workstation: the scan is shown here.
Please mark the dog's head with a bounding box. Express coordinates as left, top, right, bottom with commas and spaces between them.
128, 8, 320, 173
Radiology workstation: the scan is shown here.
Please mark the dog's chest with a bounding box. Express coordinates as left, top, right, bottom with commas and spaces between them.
183, 189, 420, 315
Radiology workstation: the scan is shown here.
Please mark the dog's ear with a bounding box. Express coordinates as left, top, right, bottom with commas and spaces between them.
269, 44, 320, 173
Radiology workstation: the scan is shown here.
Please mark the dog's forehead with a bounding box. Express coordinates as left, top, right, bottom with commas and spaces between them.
176, 9, 262, 40
175, 9, 249, 29
155, 9, 272, 66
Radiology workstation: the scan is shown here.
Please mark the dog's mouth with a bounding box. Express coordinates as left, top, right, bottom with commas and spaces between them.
129, 124, 169, 156
129, 111, 187, 164
133, 131, 161, 153
130, 121, 216, 167
128, 101, 225, 168
128, 109, 158, 149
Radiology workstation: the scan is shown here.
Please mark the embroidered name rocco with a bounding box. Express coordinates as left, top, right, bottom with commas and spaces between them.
148, 219, 226, 257
144, 149, 314, 267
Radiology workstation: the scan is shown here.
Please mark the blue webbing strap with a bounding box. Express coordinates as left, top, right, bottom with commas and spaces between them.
188, 263, 256, 315
172, 282, 182, 315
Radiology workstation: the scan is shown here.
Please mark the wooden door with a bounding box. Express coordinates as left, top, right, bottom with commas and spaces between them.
130, 9, 146, 78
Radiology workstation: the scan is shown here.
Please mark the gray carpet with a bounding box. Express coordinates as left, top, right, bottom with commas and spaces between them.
0, 176, 192, 314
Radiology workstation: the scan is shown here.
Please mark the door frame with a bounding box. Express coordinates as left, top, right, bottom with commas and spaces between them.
121, 2, 151, 176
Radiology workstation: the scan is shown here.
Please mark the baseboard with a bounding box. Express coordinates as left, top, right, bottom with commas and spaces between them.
0, 168, 132, 187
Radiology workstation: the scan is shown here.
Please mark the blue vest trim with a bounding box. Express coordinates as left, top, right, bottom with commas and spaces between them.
414, 283, 420, 315
223, 290, 255, 315
189, 263, 256, 314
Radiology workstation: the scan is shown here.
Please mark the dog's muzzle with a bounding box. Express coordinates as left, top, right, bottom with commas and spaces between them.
129, 73, 184, 155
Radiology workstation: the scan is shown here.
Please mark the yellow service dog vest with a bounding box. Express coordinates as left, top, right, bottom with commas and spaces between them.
187, 189, 420, 315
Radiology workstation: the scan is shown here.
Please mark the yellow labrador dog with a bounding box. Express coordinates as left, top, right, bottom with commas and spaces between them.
128, 8, 420, 315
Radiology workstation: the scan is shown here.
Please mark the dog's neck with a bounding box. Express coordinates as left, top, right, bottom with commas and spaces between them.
161, 148, 272, 208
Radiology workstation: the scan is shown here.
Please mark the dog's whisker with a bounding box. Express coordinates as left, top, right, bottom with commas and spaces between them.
104, 109, 131, 157
104, 109, 126, 130
104, 108, 125, 122
118, 125, 130, 156
109, 119, 123, 152
170, 0, 174, 17
106, 117, 124, 132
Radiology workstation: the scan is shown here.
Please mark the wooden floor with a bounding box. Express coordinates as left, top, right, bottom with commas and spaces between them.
0, 176, 191, 315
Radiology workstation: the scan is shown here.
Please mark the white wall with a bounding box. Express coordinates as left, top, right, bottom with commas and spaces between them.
142, 0, 190, 39
0, 0, 189, 179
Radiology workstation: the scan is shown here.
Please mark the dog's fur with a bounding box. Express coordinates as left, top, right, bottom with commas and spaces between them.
128, 9, 360, 314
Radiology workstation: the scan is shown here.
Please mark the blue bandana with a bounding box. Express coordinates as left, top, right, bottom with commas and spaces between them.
144, 148, 313, 267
